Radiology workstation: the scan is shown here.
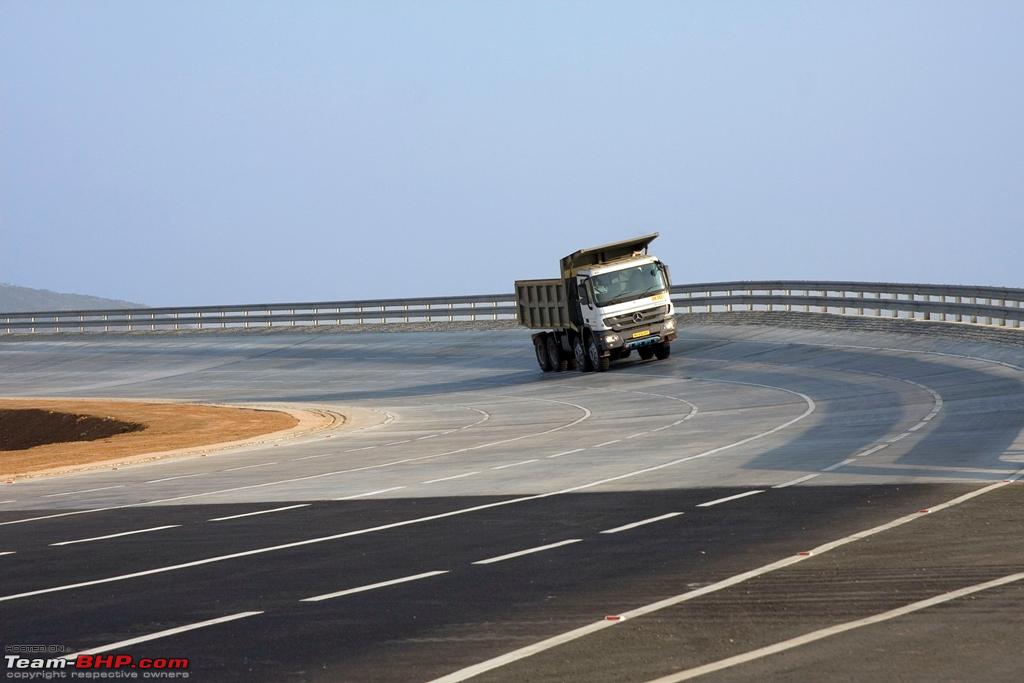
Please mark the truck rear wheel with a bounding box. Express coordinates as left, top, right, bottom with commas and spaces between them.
654, 342, 671, 360
587, 335, 610, 372
573, 334, 592, 372
535, 336, 553, 372
546, 334, 568, 372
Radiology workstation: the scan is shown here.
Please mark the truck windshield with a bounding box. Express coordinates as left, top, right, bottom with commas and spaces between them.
591, 263, 668, 307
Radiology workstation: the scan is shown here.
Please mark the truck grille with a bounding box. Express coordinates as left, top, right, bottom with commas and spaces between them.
603, 305, 669, 331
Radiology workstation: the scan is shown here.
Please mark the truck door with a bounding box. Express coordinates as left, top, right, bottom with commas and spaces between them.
576, 276, 594, 327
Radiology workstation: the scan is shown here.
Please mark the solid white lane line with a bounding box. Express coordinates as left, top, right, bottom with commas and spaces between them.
600, 512, 683, 534
43, 485, 124, 498
593, 439, 622, 448
547, 448, 585, 459
222, 462, 278, 472
301, 570, 449, 602
51, 525, 181, 547
647, 572, 1024, 683
696, 490, 765, 508
64, 611, 264, 658
334, 486, 406, 500
492, 459, 538, 470
473, 539, 582, 565
0, 388, 815, 600
428, 472, 1024, 683
772, 474, 820, 489
625, 433, 647, 440
208, 504, 311, 522
145, 473, 207, 484
421, 472, 480, 485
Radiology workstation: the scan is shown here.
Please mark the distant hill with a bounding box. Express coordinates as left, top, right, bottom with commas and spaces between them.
0, 283, 145, 313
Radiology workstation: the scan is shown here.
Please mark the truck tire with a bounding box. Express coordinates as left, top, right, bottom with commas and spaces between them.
573, 334, 592, 373
638, 347, 655, 361
535, 335, 553, 372
587, 335, 610, 372
546, 334, 568, 372
654, 342, 671, 360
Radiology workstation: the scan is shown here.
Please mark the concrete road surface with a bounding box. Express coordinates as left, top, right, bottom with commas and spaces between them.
0, 322, 1021, 681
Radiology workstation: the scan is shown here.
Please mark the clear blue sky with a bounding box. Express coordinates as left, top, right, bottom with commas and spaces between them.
2, 1, 1021, 306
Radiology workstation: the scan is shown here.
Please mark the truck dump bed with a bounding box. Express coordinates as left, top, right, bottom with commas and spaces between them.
515, 279, 572, 330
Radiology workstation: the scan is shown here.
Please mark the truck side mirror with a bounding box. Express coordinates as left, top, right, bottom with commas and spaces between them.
577, 283, 590, 306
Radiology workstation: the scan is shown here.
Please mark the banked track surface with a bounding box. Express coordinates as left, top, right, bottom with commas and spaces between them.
0, 323, 1022, 682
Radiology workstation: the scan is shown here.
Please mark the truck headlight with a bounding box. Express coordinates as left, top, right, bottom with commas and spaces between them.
604, 334, 620, 344
664, 317, 676, 330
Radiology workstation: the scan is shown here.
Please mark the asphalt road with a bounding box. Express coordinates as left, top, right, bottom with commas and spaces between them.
0, 322, 1022, 681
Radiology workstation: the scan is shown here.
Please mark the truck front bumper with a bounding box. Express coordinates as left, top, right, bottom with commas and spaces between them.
596, 317, 678, 352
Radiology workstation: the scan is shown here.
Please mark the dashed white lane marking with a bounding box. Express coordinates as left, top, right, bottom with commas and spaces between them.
600, 512, 683, 534
421, 472, 480, 485
696, 490, 765, 508
0, 500, 15, 504
50, 525, 181, 547
593, 439, 622, 448
208, 505, 311, 522
63, 611, 263, 659
385, 440, 410, 446
428, 470, 1024, 683
856, 444, 889, 458
344, 446, 377, 452
418, 434, 440, 440
821, 458, 856, 472
492, 459, 538, 470
301, 570, 449, 602
0, 386, 813, 600
472, 539, 582, 565
547, 448, 585, 459
0, 551, 15, 557
145, 473, 207, 484
647, 571, 1024, 682
625, 433, 646, 440
772, 473, 821, 489
334, 486, 406, 500
222, 462, 278, 472
42, 485, 124, 498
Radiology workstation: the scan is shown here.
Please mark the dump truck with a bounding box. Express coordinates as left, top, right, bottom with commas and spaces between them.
515, 233, 677, 372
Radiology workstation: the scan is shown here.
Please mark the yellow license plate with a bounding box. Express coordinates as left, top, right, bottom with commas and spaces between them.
632, 330, 651, 338
652, 293, 667, 301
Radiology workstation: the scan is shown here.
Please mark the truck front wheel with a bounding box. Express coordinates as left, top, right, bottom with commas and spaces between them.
573, 334, 592, 373
654, 342, 671, 360
587, 335, 610, 372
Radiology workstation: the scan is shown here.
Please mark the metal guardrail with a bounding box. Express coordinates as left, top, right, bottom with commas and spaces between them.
1, 281, 1021, 334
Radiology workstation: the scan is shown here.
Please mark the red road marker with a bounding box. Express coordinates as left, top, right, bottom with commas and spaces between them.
919, 508, 930, 513
605, 615, 622, 621
798, 551, 812, 556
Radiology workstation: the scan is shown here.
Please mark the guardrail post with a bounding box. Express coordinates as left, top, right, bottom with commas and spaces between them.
151, 313, 157, 331
127, 313, 133, 332
493, 300, 498, 320
358, 306, 363, 325
267, 309, 272, 328
290, 309, 295, 327
404, 304, 409, 323
195, 311, 201, 331
470, 301, 476, 321
448, 302, 454, 322
104, 314, 109, 332
426, 303, 432, 322
242, 310, 247, 330
336, 307, 341, 326
381, 305, 386, 324
54, 315, 60, 333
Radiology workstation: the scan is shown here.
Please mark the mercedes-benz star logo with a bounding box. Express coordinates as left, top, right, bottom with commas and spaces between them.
632, 312, 644, 323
